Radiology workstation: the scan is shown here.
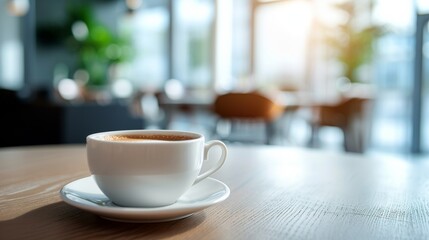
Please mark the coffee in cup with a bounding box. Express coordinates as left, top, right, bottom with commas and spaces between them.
86, 130, 227, 207
104, 134, 196, 142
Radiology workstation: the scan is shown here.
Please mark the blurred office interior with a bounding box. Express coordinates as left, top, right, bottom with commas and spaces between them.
1, 0, 429, 155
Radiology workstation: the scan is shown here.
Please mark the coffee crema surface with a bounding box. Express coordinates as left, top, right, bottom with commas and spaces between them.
104, 134, 196, 142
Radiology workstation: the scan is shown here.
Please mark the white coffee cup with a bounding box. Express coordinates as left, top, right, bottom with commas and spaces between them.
86, 130, 227, 207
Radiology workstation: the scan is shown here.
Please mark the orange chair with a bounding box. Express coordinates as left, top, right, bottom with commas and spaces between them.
212, 92, 284, 144
309, 97, 372, 152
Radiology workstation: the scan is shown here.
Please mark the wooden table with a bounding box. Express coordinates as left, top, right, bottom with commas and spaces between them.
1, 145, 429, 239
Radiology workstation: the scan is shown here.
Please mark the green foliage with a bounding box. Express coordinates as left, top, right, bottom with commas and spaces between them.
65, 3, 133, 86
322, 2, 384, 83
189, 35, 211, 69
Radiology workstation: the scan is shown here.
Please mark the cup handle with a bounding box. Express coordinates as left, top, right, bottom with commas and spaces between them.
194, 140, 227, 184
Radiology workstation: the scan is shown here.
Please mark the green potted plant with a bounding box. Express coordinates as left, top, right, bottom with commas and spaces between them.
322, 1, 384, 84
65, 3, 132, 87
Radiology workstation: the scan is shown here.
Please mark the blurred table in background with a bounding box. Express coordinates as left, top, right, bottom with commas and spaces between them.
156, 91, 216, 130
273, 85, 375, 152
155, 89, 371, 149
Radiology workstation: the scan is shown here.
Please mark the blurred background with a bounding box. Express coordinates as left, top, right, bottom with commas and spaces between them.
1, 0, 429, 156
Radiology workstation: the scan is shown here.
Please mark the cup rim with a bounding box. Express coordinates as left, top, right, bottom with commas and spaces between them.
87, 129, 203, 144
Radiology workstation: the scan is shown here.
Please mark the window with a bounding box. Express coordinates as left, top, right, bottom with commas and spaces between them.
118, 0, 169, 90
254, 0, 313, 90
370, 0, 415, 152
0, 7, 24, 90
172, 0, 214, 89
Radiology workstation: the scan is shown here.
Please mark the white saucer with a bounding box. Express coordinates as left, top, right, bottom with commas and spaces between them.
60, 176, 230, 223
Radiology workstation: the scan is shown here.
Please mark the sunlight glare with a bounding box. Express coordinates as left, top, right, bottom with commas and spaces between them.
255, 0, 313, 83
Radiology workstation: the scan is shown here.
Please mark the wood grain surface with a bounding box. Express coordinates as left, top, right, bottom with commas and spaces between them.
1, 145, 429, 239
